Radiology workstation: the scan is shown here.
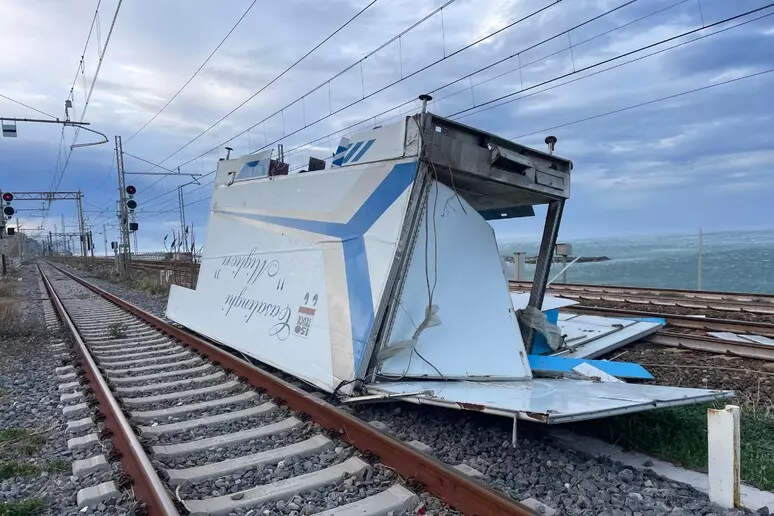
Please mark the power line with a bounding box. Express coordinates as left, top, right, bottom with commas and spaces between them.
136, 0, 764, 215
452, 9, 774, 122
67, 0, 103, 103
133, 0, 667, 212
510, 68, 774, 139
144, 0, 384, 175
448, 2, 774, 117
52, 0, 123, 196
275, 0, 679, 167
181, 0, 563, 169
124, 0, 260, 143
0, 93, 58, 119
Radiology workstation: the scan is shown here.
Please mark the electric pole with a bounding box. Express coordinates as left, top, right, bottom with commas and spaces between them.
115, 135, 131, 276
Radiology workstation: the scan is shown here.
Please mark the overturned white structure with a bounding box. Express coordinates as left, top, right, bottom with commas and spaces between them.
167, 110, 730, 423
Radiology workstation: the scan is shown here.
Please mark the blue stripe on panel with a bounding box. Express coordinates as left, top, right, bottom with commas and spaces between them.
350, 139, 375, 163
347, 161, 417, 234
341, 236, 374, 373
216, 160, 419, 373
332, 143, 351, 167
341, 141, 364, 164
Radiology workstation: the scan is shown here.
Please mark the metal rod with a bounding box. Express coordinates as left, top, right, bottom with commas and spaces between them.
0, 117, 90, 125
523, 200, 565, 353
124, 171, 203, 176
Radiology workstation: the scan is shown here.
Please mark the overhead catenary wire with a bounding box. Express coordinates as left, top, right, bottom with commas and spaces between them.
133, 0, 729, 215
134, 1, 767, 217
510, 67, 774, 140
51, 0, 124, 197
452, 8, 774, 123
144, 0, 385, 174
0, 93, 58, 119
276, 0, 687, 168
448, 2, 774, 118
177, 0, 565, 169
124, 0, 260, 143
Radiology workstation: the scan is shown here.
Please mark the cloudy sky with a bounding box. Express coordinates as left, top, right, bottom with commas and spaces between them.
1, 0, 772, 253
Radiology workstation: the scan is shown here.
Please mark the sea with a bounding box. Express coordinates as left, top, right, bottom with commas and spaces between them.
497, 229, 774, 294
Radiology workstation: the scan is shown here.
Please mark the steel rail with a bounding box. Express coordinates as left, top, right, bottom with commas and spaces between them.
510, 280, 774, 305
644, 332, 774, 361
38, 264, 181, 516
45, 261, 537, 516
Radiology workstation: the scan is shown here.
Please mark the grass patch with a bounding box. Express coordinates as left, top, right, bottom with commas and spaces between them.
0, 461, 40, 479
0, 300, 22, 337
44, 459, 69, 473
572, 402, 774, 491
0, 499, 44, 516
0, 429, 45, 456
129, 276, 169, 296
107, 322, 126, 339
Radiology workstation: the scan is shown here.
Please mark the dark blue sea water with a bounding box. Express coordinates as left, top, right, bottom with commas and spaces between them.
498, 230, 774, 294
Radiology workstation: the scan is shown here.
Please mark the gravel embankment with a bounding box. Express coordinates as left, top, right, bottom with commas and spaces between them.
0, 264, 136, 515
57, 264, 752, 516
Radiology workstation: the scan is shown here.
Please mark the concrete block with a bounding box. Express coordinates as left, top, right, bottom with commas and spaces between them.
520, 497, 557, 515
58, 382, 80, 392
66, 417, 95, 435
58, 372, 77, 382
62, 402, 90, 419
367, 420, 390, 434
72, 455, 109, 477
55, 365, 74, 376
77, 481, 119, 508
453, 463, 484, 478
67, 432, 99, 451
406, 440, 432, 453
60, 390, 85, 404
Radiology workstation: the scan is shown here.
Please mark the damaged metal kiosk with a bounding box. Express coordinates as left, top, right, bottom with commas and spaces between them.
166, 95, 731, 430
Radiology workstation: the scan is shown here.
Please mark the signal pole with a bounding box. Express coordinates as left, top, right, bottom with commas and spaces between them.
115, 135, 131, 276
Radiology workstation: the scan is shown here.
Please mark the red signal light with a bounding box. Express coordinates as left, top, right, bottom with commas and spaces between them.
1, 192, 12, 202
125, 185, 136, 195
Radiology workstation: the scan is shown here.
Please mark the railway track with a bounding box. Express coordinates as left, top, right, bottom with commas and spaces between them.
39, 261, 535, 516
509, 280, 774, 307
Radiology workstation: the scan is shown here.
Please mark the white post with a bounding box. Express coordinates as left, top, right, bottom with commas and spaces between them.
512, 416, 518, 447
513, 252, 526, 281
708, 404, 740, 508
698, 227, 703, 290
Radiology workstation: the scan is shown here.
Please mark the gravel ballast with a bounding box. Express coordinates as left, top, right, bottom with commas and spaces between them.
0, 264, 137, 515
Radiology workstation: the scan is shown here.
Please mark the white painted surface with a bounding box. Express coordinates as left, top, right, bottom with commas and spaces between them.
555, 313, 662, 359
166, 158, 419, 394
332, 120, 411, 167
571, 362, 623, 383
377, 181, 531, 380
368, 380, 732, 423
510, 292, 578, 311
709, 332, 774, 346
550, 427, 773, 512
708, 405, 741, 508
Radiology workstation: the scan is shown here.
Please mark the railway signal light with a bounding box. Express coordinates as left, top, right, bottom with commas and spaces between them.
2, 192, 12, 202
125, 185, 137, 211
2, 206, 13, 216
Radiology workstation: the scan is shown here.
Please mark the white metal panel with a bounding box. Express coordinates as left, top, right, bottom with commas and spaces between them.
510, 292, 579, 311
367, 380, 732, 424
167, 159, 419, 394
376, 181, 531, 380
559, 321, 662, 359
708, 332, 774, 346
332, 120, 410, 167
